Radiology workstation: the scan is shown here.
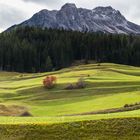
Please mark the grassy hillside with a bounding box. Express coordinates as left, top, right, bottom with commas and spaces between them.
0, 63, 140, 117
0, 63, 140, 139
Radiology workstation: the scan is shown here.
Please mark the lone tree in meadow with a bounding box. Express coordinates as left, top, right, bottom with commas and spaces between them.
43, 76, 57, 89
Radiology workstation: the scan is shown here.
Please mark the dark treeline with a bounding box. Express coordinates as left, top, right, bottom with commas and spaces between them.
0, 27, 140, 72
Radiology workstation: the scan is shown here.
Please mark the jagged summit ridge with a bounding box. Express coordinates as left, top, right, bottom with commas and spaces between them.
8, 3, 140, 34
61, 3, 77, 9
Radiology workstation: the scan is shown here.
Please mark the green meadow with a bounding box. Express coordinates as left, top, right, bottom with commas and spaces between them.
0, 63, 140, 139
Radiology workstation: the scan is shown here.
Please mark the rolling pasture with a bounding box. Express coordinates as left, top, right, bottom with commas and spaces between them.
0, 63, 140, 139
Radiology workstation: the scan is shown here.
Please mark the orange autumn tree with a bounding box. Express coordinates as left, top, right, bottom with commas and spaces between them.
43, 76, 57, 89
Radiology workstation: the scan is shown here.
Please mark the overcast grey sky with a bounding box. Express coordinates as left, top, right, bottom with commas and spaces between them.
0, 0, 140, 32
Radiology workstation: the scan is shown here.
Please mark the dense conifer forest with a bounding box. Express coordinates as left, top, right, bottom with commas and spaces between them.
0, 27, 140, 72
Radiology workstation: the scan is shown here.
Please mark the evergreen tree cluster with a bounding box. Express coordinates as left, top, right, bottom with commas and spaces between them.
0, 27, 140, 72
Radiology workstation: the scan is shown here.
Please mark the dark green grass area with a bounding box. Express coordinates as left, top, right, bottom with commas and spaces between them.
0, 118, 140, 140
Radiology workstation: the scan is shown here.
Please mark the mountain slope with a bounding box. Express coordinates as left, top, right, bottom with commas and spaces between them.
7, 3, 140, 34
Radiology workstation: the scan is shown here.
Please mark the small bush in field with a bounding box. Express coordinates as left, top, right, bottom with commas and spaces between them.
124, 102, 140, 108
65, 78, 86, 90
43, 76, 57, 89
124, 104, 129, 108
65, 84, 74, 90
76, 78, 86, 89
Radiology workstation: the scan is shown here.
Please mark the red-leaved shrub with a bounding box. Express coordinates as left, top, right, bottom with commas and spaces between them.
43, 76, 57, 89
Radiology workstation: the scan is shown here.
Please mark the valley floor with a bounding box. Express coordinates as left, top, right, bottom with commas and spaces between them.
0, 63, 140, 139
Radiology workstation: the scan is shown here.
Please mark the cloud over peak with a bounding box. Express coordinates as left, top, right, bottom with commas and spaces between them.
23, 0, 62, 7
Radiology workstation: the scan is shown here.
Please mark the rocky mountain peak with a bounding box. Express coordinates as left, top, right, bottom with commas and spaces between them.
93, 6, 122, 16
61, 3, 77, 10
93, 6, 114, 11
7, 3, 140, 34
